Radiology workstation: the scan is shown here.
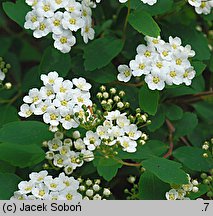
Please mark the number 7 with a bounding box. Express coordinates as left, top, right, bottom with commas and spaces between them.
204, 203, 209, 211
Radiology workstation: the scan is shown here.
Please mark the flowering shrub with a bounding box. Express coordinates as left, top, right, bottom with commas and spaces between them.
0, 0, 213, 200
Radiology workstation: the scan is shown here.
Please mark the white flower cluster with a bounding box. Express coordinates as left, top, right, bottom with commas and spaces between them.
188, 0, 213, 15
117, 36, 196, 91
96, 0, 157, 6
24, 0, 96, 53
19, 71, 92, 130
166, 174, 199, 200
45, 131, 94, 174
84, 110, 146, 153
10, 171, 82, 200
78, 178, 111, 200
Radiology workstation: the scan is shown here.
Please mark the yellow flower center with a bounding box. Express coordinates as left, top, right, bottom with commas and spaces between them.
176, 58, 182, 65
144, 50, 151, 57
43, 5, 50, 12
139, 63, 145, 70
124, 70, 130, 77
33, 96, 39, 103
61, 100, 68, 106
38, 190, 45, 196
66, 193, 73, 200
39, 23, 46, 31
31, 16, 37, 23
65, 115, 71, 121
162, 51, 168, 57
69, 18, 76, 25
50, 183, 57, 188
170, 71, 176, 78
156, 62, 163, 69
53, 19, 60, 26
60, 37, 68, 44
153, 77, 160, 84
50, 114, 57, 120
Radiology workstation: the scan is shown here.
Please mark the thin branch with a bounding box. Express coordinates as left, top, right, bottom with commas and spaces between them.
163, 119, 175, 158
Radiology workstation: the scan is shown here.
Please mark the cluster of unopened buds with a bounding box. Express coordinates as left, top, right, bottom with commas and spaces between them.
0, 57, 11, 86
24, 0, 96, 53
165, 174, 200, 200
11, 171, 82, 200
44, 130, 94, 174
124, 176, 140, 200
188, 0, 213, 15
95, 0, 157, 5
200, 169, 213, 199
202, 138, 213, 158
78, 177, 111, 200
19, 71, 93, 131
117, 36, 196, 91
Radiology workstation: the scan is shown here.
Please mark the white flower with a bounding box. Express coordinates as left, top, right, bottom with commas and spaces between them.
116, 116, 130, 128
41, 71, 63, 86
35, 0, 56, 18
60, 109, 79, 130
124, 124, 142, 140
53, 79, 73, 94
103, 188, 111, 196
53, 30, 76, 53
26, 0, 38, 7
72, 77, 92, 91
117, 136, 137, 153
105, 110, 125, 121
81, 22, 95, 43
62, 11, 84, 32
59, 173, 79, 190
58, 187, 82, 200
23, 88, 42, 105
166, 189, 178, 200
43, 106, 60, 126
72, 89, 92, 107
82, 149, 94, 162
65, 0, 82, 15
18, 104, 35, 118
31, 183, 49, 199
52, 0, 69, 10
117, 65, 132, 82
145, 72, 166, 90
24, 10, 43, 30
96, 125, 109, 139
169, 36, 182, 50
182, 67, 196, 86
165, 67, 184, 86
130, 55, 151, 76
74, 138, 86, 150
44, 176, 65, 191
29, 170, 48, 183
48, 138, 63, 151
188, 0, 201, 7
18, 181, 34, 194
194, 1, 213, 15
47, 11, 64, 35
84, 131, 101, 151
33, 19, 51, 38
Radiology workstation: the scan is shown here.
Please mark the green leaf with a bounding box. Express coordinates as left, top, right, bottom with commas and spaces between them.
128, 10, 160, 37
143, 157, 188, 184
83, 37, 123, 71
0, 121, 53, 145
173, 146, 213, 172
0, 160, 16, 173
129, 0, 174, 16
148, 105, 165, 132
0, 37, 12, 56
0, 172, 21, 200
139, 85, 159, 115
164, 104, 183, 121
21, 66, 42, 93
138, 171, 170, 200
0, 105, 19, 127
0, 143, 45, 168
72, 55, 116, 83
192, 61, 206, 77
93, 157, 122, 181
192, 101, 213, 122
174, 112, 198, 139
3, 0, 30, 27
39, 47, 72, 77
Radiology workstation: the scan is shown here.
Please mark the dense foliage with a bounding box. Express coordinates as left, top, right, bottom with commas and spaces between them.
0, 0, 212, 200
